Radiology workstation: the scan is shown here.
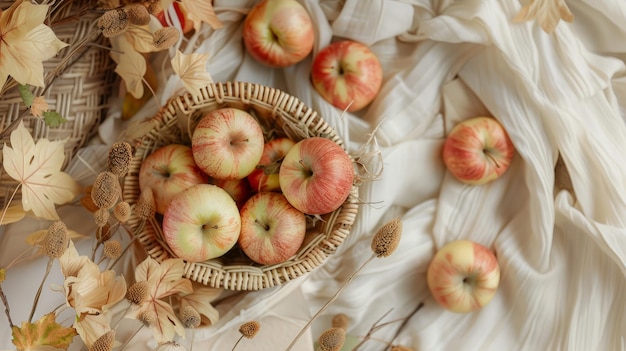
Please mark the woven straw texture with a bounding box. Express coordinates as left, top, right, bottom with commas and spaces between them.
123, 81, 360, 291
0, 0, 116, 208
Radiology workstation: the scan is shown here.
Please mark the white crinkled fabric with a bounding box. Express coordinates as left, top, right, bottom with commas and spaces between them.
2, 0, 626, 350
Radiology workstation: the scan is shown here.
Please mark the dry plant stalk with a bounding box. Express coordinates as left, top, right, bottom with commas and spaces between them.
285, 218, 403, 350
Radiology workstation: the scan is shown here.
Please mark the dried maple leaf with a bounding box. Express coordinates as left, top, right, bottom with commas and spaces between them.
11, 313, 77, 351
514, 0, 574, 33
0, 1, 68, 90
131, 257, 193, 343
0, 204, 26, 225
171, 50, 212, 98
181, 0, 223, 31
178, 283, 222, 326
111, 35, 147, 99
2, 122, 81, 220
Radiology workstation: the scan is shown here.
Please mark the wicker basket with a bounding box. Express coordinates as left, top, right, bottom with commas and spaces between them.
0, 0, 116, 208
122, 81, 360, 291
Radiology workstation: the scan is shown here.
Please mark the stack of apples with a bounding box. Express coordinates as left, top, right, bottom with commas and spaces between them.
138, 107, 354, 266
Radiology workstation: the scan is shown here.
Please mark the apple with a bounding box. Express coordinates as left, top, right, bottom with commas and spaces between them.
311, 40, 383, 112
242, 0, 314, 67
138, 144, 209, 214
191, 108, 265, 180
162, 184, 241, 262
426, 240, 500, 313
212, 177, 253, 209
155, 1, 194, 34
247, 137, 296, 193
442, 116, 515, 185
279, 137, 353, 215
238, 192, 306, 265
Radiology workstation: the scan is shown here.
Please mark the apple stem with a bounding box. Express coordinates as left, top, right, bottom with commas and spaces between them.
483, 149, 500, 168
298, 159, 313, 176
254, 219, 270, 231
230, 139, 249, 146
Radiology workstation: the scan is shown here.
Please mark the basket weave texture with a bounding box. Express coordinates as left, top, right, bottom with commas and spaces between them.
123, 81, 360, 291
0, 0, 116, 207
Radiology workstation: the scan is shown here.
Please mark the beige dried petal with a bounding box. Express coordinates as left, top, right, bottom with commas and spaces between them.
371, 218, 403, 258
89, 330, 115, 351
238, 321, 260, 339
91, 171, 121, 210
108, 141, 133, 177
318, 327, 346, 351
126, 281, 150, 305
98, 9, 129, 37
43, 220, 68, 258
513, 0, 574, 33
113, 201, 131, 223
30, 96, 49, 117
331, 313, 349, 330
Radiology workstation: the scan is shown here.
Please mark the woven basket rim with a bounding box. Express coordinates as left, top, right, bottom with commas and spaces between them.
123, 81, 360, 291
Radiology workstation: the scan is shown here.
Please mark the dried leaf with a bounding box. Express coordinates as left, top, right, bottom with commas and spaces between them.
181, 0, 223, 31
18, 84, 34, 108
42, 111, 66, 128
132, 257, 193, 343
0, 204, 26, 225
125, 25, 160, 53
0, 2, 68, 89
111, 35, 147, 99
513, 0, 574, 33
2, 122, 81, 220
171, 50, 212, 98
11, 313, 78, 350
121, 63, 158, 120
178, 284, 222, 326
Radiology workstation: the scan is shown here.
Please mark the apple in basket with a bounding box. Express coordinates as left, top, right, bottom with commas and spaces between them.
191, 107, 265, 180
242, 0, 315, 67
212, 177, 253, 209
442, 116, 515, 185
138, 144, 209, 214
247, 137, 296, 193
238, 191, 306, 265
162, 184, 241, 262
311, 40, 383, 112
427, 240, 500, 313
279, 137, 354, 215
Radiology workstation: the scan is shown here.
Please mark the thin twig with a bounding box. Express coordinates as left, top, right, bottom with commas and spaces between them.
384, 302, 424, 350
0, 284, 14, 327
29, 258, 54, 322
285, 253, 377, 351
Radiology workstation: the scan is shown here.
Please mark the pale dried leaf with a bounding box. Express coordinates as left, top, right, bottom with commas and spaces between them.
181, 0, 223, 31
0, 204, 26, 225
125, 25, 160, 53
171, 50, 212, 98
111, 35, 147, 99
2, 122, 81, 220
513, 0, 574, 33
178, 284, 222, 325
0, 2, 68, 89
30, 96, 49, 118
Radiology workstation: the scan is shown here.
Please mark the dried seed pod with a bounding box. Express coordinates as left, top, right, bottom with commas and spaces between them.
103, 240, 122, 260
91, 171, 121, 210
153, 27, 180, 50
43, 221, 69, 259
238, 321, 260, 339
125, 3, 151, 25
97, 9, 129, 37
126, 281, 149, 305
137, 310, 156, 326
317, 327, 346, 351
108, 141, 133, 177
113, 201, 131, 223
135, 187, 156, 219
89, 330, 115, 351
331, 313, 349, 330
94, 208, 110, 228
180, 305, 201, 329
371, 218, 402, 258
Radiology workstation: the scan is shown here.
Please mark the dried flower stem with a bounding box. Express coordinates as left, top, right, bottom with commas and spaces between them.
231, 335, 245, 351
118, 323, 144, 351
0, 284, 14, 327
0, 184, 21, 226
384, 302, 424, 350
28, 258, 54, 322
285, 253, 377, 351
